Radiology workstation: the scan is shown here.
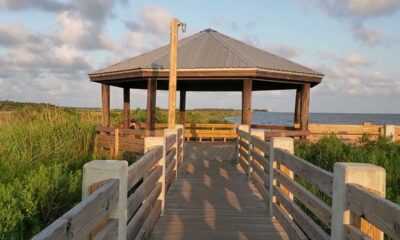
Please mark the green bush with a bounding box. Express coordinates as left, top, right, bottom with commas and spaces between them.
295, 135, 400, 204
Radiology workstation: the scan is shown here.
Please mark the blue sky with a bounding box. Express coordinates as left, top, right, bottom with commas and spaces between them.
0, 0, 399, 113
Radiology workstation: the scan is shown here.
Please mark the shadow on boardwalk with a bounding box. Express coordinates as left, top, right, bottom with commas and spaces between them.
153, 142, 287, 240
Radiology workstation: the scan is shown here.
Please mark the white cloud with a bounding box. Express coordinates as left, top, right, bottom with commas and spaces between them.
263, 43, 302, 60
139, 5, 172, 34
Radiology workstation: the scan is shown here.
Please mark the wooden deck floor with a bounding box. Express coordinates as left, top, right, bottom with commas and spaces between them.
152, 142, 288, 240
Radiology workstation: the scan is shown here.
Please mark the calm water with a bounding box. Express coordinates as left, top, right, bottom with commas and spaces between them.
226, 112, 400, 126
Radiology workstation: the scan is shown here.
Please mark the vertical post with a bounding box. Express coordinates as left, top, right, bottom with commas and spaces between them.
83, 160, 128, 240
300, 83, 310, 132
249, 129, 265, 181
175, 124, 184, 169
331, 163, 385, 240
146, 79, 157, 131
294, 87, 301, 129
179, 90, 186, 124
269, 137, 294, 217
114, 128, 119, 158
101, 84, 110, 127
242, 79, 252, 125
123, 87, 130, 129
168, 18, 179, 129
237, 125, 250, 163
384, 124, 395, 141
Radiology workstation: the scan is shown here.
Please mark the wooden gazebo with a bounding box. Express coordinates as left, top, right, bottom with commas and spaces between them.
89, 28, 323, 132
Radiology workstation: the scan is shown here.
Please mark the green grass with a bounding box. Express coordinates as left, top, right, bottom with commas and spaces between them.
0, 107, 99, 239
295, 135, 400, 204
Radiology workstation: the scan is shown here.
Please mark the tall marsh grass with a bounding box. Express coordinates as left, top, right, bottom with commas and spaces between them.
0, 107, 99, 239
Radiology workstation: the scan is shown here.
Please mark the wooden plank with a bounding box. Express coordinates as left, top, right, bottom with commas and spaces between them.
239, 137, 250, 149
237, 129, 250, 139
33, 180, 119, 240
251, 161, 269, 189
166, 134, 176, 151
128, 146, 163, 190
127, 182, 161, 239
344, 224, 372, 240
275, 169, 332, 227
264, 130, 309, 138
251, 148, 269, 173
96, 126, 115, 134
274, 186, 329, 240
250, 135, 268, 153
165, 147, 176, 167
274, 148, 333, 197
93, 219, 118, 240
294, 88, 301, 127
251, 124, 296, 131
273, 204, 308, 240
239, 147, 249, 161
166, 161, 176, 187
251, 171, 269, 202
128, 166, 162, 219
135, 200, 162, 240
346, 183, 400, 240
119, 128, 146, 136
238, 156, 248, 174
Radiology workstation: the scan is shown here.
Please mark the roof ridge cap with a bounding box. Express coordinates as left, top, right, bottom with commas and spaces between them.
209, 31, 254, 67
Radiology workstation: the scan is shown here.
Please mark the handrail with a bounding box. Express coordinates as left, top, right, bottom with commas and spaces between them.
236, 124, 400, 240
33, 180, 119, 239
34, 125, 185, 240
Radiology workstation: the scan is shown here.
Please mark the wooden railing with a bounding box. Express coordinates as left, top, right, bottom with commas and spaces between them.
34, 125, 184, 240
237, 124, 400, 240
95, 126, 164, 155
139, 123, 238, 142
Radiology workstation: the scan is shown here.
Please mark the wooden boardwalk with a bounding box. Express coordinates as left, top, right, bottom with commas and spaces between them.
153, 142, 288, 240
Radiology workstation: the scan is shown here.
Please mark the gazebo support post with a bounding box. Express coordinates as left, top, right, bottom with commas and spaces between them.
300, 83, 310, 132
179, 90, 186, 124
294, 87, 301, 129
242, 79, 252, 125
146, 79, 157, 130
168, 18, 179, 129
122, 87, 130, 129
101, 84, 110, 127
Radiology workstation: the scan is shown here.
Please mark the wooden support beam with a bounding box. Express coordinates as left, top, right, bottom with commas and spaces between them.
294, 87, 301, 129
123, 87, 130, 129
241, 79, 252, 125
101, 84, 110, 127
146, 79, 157, 130
179, 90, 186, 124
168, 18, 179, 129
300, 83, 310, 131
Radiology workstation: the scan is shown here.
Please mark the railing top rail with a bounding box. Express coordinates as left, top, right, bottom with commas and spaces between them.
346, 183, 400, 240
33, 179, 119, 240
274, 148, 333, 197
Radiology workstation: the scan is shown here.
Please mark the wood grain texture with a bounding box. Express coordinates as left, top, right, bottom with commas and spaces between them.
274, 148, 333, 197
251, 148, 269, 173
128, 146, 163, 190
294, 88, 301, 126
101, 84, 110, 127
344, 224, 372, 240
273, 204, 308, 240
168, 18, 179, 129
241, 79, 252, 125
153, 142, 288, 240
33, 180, 119, 240
275, 169, 331, 227
300, 83, 310, 132
146, 79, 157, 130
128, 166, 162, 219
346, 183, 400, 240
93, 219, 118, 240
274, 186, 329, 240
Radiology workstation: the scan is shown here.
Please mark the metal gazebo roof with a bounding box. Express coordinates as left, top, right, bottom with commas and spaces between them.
89, 28, 323, 91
